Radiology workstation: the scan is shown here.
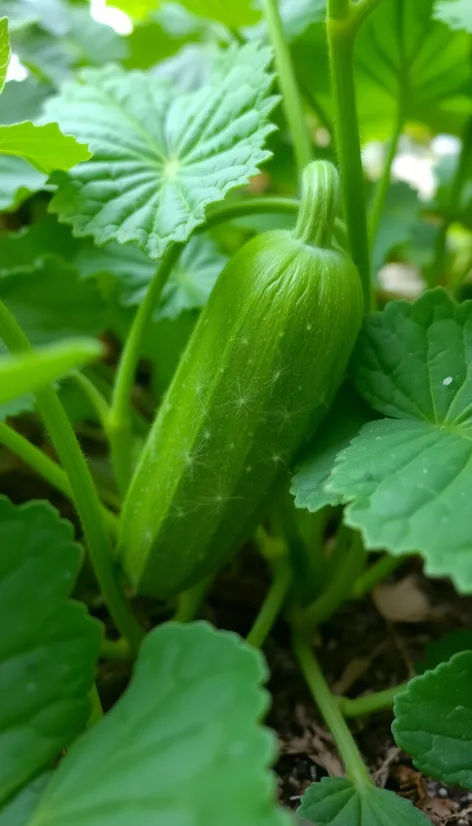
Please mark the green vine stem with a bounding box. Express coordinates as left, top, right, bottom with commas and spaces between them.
247, 559, 292, 648
431, 117, 472, 285
327, 0, 373, 310
260, 0, 312, 174
0, 299, 144, 652
100, 637, 132, 660
352, 553, 407, 599
293, 631, 371, 787
173, 576, 213, 623
369, 102, 404, 246
301, 529, 366, 628
338, 682, 408, 718
108, 243, 182, 496
0, 421, 118, 537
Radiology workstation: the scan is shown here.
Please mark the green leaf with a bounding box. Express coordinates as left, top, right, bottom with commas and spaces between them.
0, 121, 91, 174
326, 289, 472, 592
0, 774, 51, 826
0, 18, 10, 95
291, 386, 373, 514
0, 338, 103, 407
0, 341, 34, 421
393, 651, 472, 789
416, 629, 472, 674
0, 156, 47, 211
179, 0, 261, 27
29, 622, 289, 826
0, 256, 108, 345
44, 44, 278, 259
298, 777, 431, 825
108, 0, 162, 21
434, 0, 472, 32
0, 497, 102, 804
0, 218, 77, 275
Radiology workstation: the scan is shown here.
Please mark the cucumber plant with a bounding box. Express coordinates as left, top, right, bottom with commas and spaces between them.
1, 2, 472, 826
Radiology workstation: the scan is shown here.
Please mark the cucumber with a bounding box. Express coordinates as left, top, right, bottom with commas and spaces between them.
118, 161, 363, 598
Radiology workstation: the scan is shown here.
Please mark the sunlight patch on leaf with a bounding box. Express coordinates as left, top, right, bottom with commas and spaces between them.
0, 18, 11, 94
393, 651, 472, 789
29, 622, 289, 826
179, 0, 261, 27
44, 43, 278, 259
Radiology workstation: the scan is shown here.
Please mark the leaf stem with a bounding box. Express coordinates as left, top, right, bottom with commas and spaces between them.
108, 244, 182, 496
352, 553, 406, 600
431, 117, 472, 285
0, 421, 118, 536
327, 1, 373, 310
301, 529, 366, 628
247, 559, 292, 648
260, 0, 312, 174
100, 637, 132, 660
293, 631, 371, 787
338, 682, 408, 717
205, 196, 299, 225
0, 299, 144, 652
369, 104, 404, 247
173, 576, 213, 623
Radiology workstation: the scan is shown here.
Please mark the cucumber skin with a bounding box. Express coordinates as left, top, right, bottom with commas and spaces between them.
118, 230, 363, 598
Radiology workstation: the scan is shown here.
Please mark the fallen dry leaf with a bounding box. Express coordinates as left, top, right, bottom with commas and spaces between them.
373, 574, 442, 623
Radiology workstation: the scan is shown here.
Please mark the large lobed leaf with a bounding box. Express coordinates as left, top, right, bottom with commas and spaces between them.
0, 498, 102, 805
43, 43, 278, 259
29, 622, 289, 826
324, 289, 472, 592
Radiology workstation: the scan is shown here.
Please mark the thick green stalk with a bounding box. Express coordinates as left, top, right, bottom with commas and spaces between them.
338, 683, 407, 718
327, 1, 372, 309
301, 529, 366, 628
351, 0, 385, 32
260, 0, 312, 173
247, 560, 292, 648
0, 299, 144, 652
100, 637, 132, 660
108, 244, 181, 496
0, 421, 118, 537
293, 632, 371, 787
369, 104, 404, 246
353, 553, 406, 599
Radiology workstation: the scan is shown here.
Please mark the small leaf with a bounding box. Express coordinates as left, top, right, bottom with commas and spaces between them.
0, 77, 51, 126
0, 338, 103, 407
298, 777, 430, 825
0, 122, 91, 174
30, 622, 289, 826
0, 18, 10, 95
326, 290, 472, 591
44, 44, 278, 259
291, 386, 373, 513
393, 651, 472, 789
0, 498, 102, 804
0, 218, 76, 275
434, 0, 472, 32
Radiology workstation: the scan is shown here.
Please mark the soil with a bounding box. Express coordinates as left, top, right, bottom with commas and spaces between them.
2, 434, 472, 826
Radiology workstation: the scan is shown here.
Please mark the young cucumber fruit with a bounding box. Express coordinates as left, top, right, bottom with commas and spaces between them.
118, 161, 363, 598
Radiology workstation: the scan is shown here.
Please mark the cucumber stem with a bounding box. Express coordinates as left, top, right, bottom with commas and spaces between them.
338, 683, 408, 718
247, 559, 292, 649
294, 161, 340, 249
293, 631, 372, 787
